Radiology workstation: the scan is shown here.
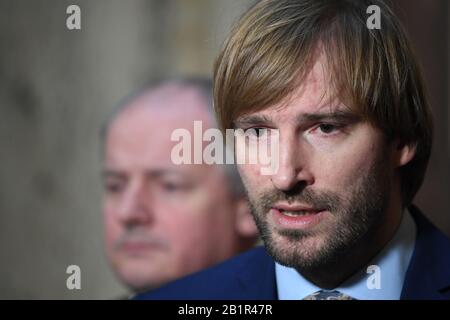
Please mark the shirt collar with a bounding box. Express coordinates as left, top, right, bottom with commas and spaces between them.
275, 208, 416, 300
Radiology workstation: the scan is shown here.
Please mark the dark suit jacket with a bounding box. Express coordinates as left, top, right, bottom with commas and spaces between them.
134, 206, 450, 300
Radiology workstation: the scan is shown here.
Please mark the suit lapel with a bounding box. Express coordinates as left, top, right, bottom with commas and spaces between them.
401, 205, 450, 299
235, 247, 278, 299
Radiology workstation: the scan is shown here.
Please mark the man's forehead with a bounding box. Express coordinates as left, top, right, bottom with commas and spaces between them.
114, 103, 210, 129
235, 54, 345, 123
277, 55, 337, 111
107, 105, 215, 154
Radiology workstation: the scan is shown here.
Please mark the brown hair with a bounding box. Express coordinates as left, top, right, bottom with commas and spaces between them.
213, 0, 433, 206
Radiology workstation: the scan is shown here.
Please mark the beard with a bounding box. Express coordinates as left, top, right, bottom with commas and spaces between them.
245, 153, 392, 274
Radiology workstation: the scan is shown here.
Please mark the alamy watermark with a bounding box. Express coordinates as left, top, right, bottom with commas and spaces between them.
66, 264, 81, 290
367, 5, 381, 29
366, 265, 381, 289
171, 121, 280, 175
66, 5, 81, 30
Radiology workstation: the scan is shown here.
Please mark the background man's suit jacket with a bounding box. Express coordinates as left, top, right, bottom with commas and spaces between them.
135, 206, 450, 300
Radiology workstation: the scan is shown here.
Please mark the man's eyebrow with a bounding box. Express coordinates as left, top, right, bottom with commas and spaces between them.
102, 168, 190, 179
102, 170, 125, 180
232, 109, 360, 128
299, 110, 361, 124
147, 169, 189, 179
232, 114, 274, 128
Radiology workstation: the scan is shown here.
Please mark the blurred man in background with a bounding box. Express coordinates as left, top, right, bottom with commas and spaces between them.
101, 78, 258, 294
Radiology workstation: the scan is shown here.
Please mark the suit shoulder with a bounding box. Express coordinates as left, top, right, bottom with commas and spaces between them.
411, 205, 450, 252
133, 246, 271, 300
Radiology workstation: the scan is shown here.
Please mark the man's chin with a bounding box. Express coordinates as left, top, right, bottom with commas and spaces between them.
264, 231, 334, 270
118, 267, 168, 293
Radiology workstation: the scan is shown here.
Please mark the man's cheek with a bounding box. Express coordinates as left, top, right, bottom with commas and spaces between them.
319, 157, 370, 191
238, 163, 267, 185
105, 213, 125, 239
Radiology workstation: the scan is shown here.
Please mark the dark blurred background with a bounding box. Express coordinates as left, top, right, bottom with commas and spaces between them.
0, 0, 448, 299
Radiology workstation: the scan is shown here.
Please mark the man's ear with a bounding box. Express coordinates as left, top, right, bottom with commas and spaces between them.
234, 197, 258, 238
394, 140, 417, 168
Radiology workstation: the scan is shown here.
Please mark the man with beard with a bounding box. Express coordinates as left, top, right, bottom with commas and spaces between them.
135, 0, 450, 300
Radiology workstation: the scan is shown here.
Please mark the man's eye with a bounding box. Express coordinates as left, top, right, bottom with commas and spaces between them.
245, 127, 268, 137
161, 182, 190, 192
162, 183, 180, 192
105, 182, 123, 193
318, 123, 339, 134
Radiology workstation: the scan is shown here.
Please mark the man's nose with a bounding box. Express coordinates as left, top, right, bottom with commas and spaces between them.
116, 182, 153, 225
270, 135, 314, 191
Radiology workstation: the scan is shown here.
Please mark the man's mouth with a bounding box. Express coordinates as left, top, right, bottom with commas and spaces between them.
115, 234, 168, 256
277, 208, 321, 216
273, 203, 324, 215
270, 203, 326, 229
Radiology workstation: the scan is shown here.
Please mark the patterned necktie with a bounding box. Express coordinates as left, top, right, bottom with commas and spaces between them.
303, 290, 357, 300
